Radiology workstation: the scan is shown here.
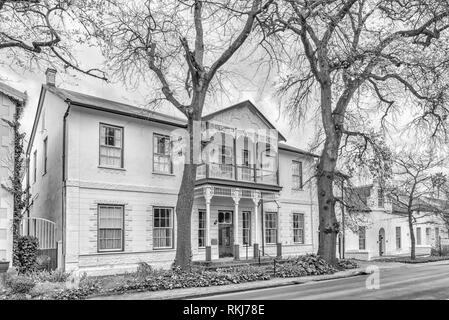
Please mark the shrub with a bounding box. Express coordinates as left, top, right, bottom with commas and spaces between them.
29, 269, 71, 283
5, 274, 35, 294
16, 236, 39, 274
30, 282, 67, 298
276, 254, 337, 278
337, 259, 359, 270
36, 255, 51, 271
135, 262, 155, 278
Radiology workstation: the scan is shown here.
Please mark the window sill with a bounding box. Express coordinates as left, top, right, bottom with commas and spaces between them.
97, 249, 124, 254
98, 166, 126, 171
153, 247, 175, 252
152, 171, 175, 176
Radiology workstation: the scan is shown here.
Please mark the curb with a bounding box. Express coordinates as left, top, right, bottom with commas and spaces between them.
174, 270, 368, 300
89, 269, 367, 300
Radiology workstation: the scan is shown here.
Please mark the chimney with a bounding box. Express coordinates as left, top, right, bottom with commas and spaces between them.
45, 68, 57, 86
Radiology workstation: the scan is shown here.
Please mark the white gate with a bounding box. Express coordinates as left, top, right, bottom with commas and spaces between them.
20, 217, 57, 250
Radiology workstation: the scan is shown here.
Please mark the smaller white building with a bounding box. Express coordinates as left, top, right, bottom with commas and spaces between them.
338, 180, 447, 261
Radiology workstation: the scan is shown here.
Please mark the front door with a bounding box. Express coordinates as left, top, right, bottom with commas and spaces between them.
378, 228, 386, 256
218, 210, 233, 258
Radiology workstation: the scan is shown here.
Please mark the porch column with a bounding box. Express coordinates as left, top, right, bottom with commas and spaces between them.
232, 188, 241, 260
252, 191, 261, 259
204, 186, 214, 262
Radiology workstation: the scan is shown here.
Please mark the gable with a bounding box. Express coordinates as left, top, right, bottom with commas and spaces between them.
202, 100, 286, 141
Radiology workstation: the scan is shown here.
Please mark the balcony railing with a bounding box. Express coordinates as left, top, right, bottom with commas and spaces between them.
196, 162, 278, 185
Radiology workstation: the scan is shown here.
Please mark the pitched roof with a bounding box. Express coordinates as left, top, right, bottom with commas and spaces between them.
344, 185, 372, 212
278, 143, 319, 158
0, 82, 26, 104
45, 85, 187, 127
390, 195, 449, 215
202, 100, 287, 142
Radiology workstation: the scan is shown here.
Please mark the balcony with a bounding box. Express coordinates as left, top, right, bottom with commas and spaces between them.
196, 162, 279, 186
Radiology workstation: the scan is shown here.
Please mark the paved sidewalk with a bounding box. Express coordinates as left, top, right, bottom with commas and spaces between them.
88, 268, 369, 300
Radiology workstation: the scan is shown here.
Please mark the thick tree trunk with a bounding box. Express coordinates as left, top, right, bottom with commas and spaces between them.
317, 150, 339, 265
174, 162, 197, 270
174, 113, 199, 271
316, 81, 341, 266
408, 212, 416, 260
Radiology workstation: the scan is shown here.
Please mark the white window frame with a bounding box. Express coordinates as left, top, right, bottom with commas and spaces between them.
264, 212, 277, 244
33, 150, 37, 183
416, 227, 422, 245
97, 204, 124, 252
153, 207, 174, 249
153, 133, 172, 174
198, 209, 206, 248
242, 211, 251, 246
293, 213, 305, 244
378, 188, 384, 207
292, 160, 303, 190
43, 137, 48, 175
99, 123, 124, 168
396, 226, 401, 249
358, 226, 366, 250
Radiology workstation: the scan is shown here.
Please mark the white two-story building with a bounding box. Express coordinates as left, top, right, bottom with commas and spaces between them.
339, 180, 448, 260
25, 70, 320, 275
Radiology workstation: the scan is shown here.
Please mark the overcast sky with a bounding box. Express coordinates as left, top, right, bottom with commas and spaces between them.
0, 56, 316, 153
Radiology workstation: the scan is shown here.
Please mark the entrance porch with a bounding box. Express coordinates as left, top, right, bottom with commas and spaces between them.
194, 185, 280, 262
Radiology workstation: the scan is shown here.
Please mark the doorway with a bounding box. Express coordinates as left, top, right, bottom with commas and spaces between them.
218, 210, 233, 258
378, 228, 386, 256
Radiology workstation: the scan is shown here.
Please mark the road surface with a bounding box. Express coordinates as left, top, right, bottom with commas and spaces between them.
194, 261, 449, 300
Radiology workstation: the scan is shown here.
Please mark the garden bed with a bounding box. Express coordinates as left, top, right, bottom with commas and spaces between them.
0, 254, 359, 300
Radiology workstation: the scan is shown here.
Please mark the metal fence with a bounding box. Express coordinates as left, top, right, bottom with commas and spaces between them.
20, 217, 58, 270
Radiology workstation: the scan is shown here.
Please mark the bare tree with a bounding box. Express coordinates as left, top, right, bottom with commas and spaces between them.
79, 0, 274, 269
389, 148, 445, 260
0, 0, 106, 79
259, 0, 449, 264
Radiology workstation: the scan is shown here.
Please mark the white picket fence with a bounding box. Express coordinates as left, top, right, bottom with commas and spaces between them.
20, 217, 57, 250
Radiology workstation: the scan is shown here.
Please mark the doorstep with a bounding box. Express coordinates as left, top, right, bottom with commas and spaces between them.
88, 268, 368, 300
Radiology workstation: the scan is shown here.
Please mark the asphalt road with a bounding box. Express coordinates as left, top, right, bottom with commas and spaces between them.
194, 261, 449, 300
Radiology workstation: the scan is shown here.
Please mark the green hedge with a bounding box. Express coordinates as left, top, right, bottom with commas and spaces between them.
17, 236, 39, 274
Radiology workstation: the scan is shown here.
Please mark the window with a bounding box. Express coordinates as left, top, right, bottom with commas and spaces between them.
292, 161, 303, 190
242, 149, 250, 167
33, 150, 37, 183
198, 210, 205, 248
218, 211, 232, 224
98, 205, 124, 252
358, 226, 366, 250
293, 213, 305, 244
426, 227, 431, 245
153, 134, 172, 174
43, 137, 48, 175
378, 188, 384, 207
99, 124, 123, 168
41, 108, 45, 132
264, 212, 277, 244
416, 227, 421, 245
153, 207, 173, 249
219, 145, 234, 165
396, 227, 401, 249
435, 227, 440, 242
242, 211, 251, 245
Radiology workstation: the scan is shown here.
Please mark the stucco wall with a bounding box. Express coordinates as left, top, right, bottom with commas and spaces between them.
0, 93, 14, 264
28, 90, 65, 241
342, 207, 443, 259
28, 93, 319, 274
